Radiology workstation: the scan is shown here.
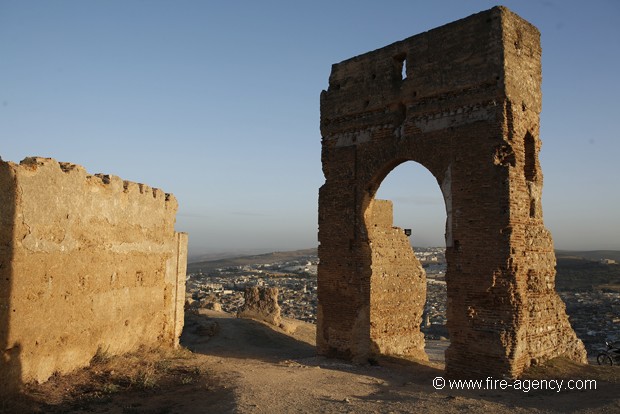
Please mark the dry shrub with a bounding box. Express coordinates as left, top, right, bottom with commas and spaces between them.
1, 346, 207, 413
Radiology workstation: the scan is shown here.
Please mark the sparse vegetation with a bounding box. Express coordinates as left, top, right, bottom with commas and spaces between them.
1, 346, 222, 413
90, 344, 113, 365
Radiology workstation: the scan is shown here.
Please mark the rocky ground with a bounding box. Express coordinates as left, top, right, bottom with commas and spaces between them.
4, 309, 619, 413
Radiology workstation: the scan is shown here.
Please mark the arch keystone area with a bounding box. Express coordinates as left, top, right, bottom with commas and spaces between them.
317, 6, 586, 378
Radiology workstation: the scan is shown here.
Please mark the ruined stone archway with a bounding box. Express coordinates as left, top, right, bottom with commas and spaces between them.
317, 6, 586, 378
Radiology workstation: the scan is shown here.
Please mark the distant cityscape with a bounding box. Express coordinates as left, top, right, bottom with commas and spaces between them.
186, 248, 619, 357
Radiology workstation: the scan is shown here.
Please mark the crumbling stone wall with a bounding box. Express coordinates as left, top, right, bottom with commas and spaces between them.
368, 200, 426, 360
0, 157, 187, 388
238, 286, 282, 327
317, 6, 585, 378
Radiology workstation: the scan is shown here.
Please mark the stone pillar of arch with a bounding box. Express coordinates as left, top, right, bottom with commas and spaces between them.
317, 6, 586, 378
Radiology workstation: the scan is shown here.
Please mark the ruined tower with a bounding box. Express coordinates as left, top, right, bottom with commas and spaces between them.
317, 7, 586, 378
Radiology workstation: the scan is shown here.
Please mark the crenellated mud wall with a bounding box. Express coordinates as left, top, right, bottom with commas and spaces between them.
0, 157, 187, 389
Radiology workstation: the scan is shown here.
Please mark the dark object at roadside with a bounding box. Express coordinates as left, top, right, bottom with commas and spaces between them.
597, 341, 620, 366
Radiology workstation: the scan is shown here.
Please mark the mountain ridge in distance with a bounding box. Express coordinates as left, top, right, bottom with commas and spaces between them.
190, 247, 620, 264
187, 247, 620, 275
187, 247, 318, 273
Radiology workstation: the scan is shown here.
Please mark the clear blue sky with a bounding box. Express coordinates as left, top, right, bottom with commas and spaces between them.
1, 1, 619, 255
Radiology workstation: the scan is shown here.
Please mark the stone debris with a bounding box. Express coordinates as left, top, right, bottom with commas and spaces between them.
237, 286, 282, 327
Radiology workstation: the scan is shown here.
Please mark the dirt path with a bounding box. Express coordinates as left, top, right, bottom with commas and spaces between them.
5, 310, 619, 413
181, 310, 620, 414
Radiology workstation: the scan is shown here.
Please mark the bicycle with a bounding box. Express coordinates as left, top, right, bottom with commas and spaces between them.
596, 341, 620, 366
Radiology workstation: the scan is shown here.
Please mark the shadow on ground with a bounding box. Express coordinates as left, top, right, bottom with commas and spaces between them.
182, 310, 620, 413
181, 310, 316, 362
1, 345, 236, 414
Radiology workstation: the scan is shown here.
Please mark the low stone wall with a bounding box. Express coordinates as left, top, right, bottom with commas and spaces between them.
0, 157, 187, 391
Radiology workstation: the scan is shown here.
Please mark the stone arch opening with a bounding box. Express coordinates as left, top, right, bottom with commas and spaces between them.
374, 162, 446, 248
317, 7, 586, 378
364, 160, 448, 361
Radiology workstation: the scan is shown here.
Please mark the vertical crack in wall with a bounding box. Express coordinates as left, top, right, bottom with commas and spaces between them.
524, 131, 538, 218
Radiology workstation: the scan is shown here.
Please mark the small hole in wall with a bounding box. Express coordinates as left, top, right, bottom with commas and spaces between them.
393, 53, 407, 81
524, 131, 536, 182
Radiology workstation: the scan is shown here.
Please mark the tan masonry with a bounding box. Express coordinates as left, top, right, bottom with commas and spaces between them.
0, 157, 187, 392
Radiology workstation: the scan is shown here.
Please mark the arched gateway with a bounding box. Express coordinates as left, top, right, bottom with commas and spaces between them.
317, 7, 586, 378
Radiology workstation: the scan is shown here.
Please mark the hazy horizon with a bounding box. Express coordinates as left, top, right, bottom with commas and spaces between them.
188, 243, 620, 260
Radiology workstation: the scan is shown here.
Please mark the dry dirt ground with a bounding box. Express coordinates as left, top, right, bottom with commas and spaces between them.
2, 309, 619, 413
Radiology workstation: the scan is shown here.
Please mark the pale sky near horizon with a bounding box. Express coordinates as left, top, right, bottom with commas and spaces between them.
1, 0, 619, 255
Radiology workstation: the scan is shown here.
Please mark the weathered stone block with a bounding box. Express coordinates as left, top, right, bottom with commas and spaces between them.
238, 286, 282, 327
